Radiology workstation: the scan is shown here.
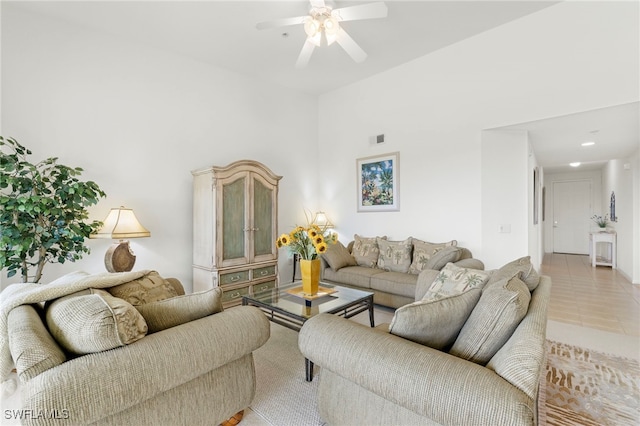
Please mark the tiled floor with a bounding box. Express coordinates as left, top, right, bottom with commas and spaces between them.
542, 253, 640, 336
542, 252, 640, 361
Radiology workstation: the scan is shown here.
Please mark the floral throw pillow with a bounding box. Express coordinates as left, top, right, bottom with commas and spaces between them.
409, 239, 457, 274
423, 263, 490, 301
352, 234, 386, 268
377, 237, 413, 273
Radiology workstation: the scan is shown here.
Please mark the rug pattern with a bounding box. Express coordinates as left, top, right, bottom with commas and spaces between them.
539, 340, 640, 426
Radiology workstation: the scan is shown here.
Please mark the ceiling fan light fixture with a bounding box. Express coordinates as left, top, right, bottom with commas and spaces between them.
324, 16, 340, 35
304, 16, 320, 37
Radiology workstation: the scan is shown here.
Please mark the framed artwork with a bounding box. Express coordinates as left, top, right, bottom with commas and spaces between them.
356, 152, 399, 212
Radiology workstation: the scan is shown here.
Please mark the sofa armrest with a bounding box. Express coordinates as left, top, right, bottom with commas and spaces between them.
21, 306, 270, 425
299, 314, 535, 425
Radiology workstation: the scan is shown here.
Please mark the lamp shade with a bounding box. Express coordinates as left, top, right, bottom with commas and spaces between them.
91, 206, 150, 239
311, 211, 334, 229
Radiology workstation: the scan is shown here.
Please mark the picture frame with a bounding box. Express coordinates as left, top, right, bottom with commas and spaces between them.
356, 152, 399, 212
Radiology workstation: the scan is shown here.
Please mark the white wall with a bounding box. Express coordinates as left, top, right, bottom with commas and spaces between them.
1, 5, 318, 291
602, 152, 640, 284
480, 129, 537, 269
317, 1, 638, 269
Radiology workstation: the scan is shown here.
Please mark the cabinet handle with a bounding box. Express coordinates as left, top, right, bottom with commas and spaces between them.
260, 270, 268, 276
259, 285, 268, 291
230, 275, 240, 282
230, 291, 240, 298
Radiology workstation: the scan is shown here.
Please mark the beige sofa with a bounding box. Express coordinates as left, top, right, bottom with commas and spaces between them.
321, 236, 484, 308
4, 273, 270, 425
300, 259, 549, 426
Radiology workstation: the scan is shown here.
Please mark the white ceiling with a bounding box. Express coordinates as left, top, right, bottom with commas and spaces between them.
8, 0, 558, 95
6, 0, 639, 171
498, 102, 640, 174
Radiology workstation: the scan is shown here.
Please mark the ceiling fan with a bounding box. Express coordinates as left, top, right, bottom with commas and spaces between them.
256, 0, 388, 68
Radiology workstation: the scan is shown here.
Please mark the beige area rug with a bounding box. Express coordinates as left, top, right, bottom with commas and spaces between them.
252, 324, 640, 426
251, 322, 323, 426
539, 340, 640, 426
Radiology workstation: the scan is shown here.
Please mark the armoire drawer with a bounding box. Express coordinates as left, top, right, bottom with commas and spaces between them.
251, 280, 277, 295
219, 270, 249, 286
252, 265, 276, 280
221, 286, 249, 304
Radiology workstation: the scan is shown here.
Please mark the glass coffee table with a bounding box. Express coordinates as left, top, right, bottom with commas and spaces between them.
242, 281, 375, 381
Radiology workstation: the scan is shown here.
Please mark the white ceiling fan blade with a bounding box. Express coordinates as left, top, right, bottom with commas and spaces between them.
336, 28, 367, 63
310, 0, 326, 8
256, 15, 307, 30
295, 38, 316, 68
332, 2, 388, 22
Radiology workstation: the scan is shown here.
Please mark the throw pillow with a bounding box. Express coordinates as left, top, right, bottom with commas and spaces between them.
449, 276, 531, 365
424, 246, 463, 271
321, 240, 357, 271
352, 234, 386, 268
423, 263, 490, 301
488, 256, 540, 291
389, 288, 482, 350
376, 237, 413, 273
46, 289, 147, 355
106, 270, 178, 306
136, 287, 224, 333
409, 239, 458, 274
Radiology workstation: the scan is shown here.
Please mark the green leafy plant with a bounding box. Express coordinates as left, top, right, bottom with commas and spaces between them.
0, 136, 106, 282
591, 214, 609, 228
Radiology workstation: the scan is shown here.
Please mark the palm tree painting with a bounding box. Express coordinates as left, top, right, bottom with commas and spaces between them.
357, 152, 399, 212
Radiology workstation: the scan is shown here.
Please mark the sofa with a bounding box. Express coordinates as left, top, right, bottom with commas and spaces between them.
300, 257, 550, 426
320, 235, 484, 308
2, 270, 270, 426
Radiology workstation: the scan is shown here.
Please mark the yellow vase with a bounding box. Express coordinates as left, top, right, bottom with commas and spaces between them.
300, 258, 321, 296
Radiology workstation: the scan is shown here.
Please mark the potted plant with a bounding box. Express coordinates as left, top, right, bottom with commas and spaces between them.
591, 214, 609, 230
0, 136, 106, 282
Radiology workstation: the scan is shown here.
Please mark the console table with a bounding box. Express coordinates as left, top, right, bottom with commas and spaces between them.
589, 231, 617, 268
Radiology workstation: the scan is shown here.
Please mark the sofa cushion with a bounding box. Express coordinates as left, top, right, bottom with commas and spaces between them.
389, 288, 482, 349
352, 235, 385, 267
135, 287, 223, 333
423, 263, 490, 301
408, 239, 457, 274
106, 271, 179, 306
370, 272, 419, 298
424, 246, 463, 270
323, 266, 385, 289
46, 289, 148, 355
376, 237, 413, 273
488, 256, 540, 291
321, 240, 357, 271
449, 276, 531, 365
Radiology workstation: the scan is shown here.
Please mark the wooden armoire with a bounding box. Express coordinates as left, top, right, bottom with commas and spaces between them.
192, 160, 281, 306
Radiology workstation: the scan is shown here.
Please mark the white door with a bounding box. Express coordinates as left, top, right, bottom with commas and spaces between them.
553, 180, 591, 254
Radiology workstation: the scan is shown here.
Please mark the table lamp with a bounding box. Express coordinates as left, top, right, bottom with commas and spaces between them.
311, 211, 334, 230
90, 206, 150, 272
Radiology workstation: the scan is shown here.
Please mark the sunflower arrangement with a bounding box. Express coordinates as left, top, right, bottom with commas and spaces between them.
276, 224, 337, 260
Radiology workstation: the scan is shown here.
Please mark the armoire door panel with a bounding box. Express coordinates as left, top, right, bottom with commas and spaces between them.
253, 178, 274, 258
222, 176, 247, 263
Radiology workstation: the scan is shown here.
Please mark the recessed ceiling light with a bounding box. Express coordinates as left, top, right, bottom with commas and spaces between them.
581, 142, 595, 147
570, 162, 581, 167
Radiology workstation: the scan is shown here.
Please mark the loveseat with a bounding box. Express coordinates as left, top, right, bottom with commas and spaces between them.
1, 270, 270, 425
300, 257, 550, 426
320, 235, 484, 308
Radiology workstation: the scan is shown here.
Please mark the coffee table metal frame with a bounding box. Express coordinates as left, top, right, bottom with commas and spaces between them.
242, 281, 375, 381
